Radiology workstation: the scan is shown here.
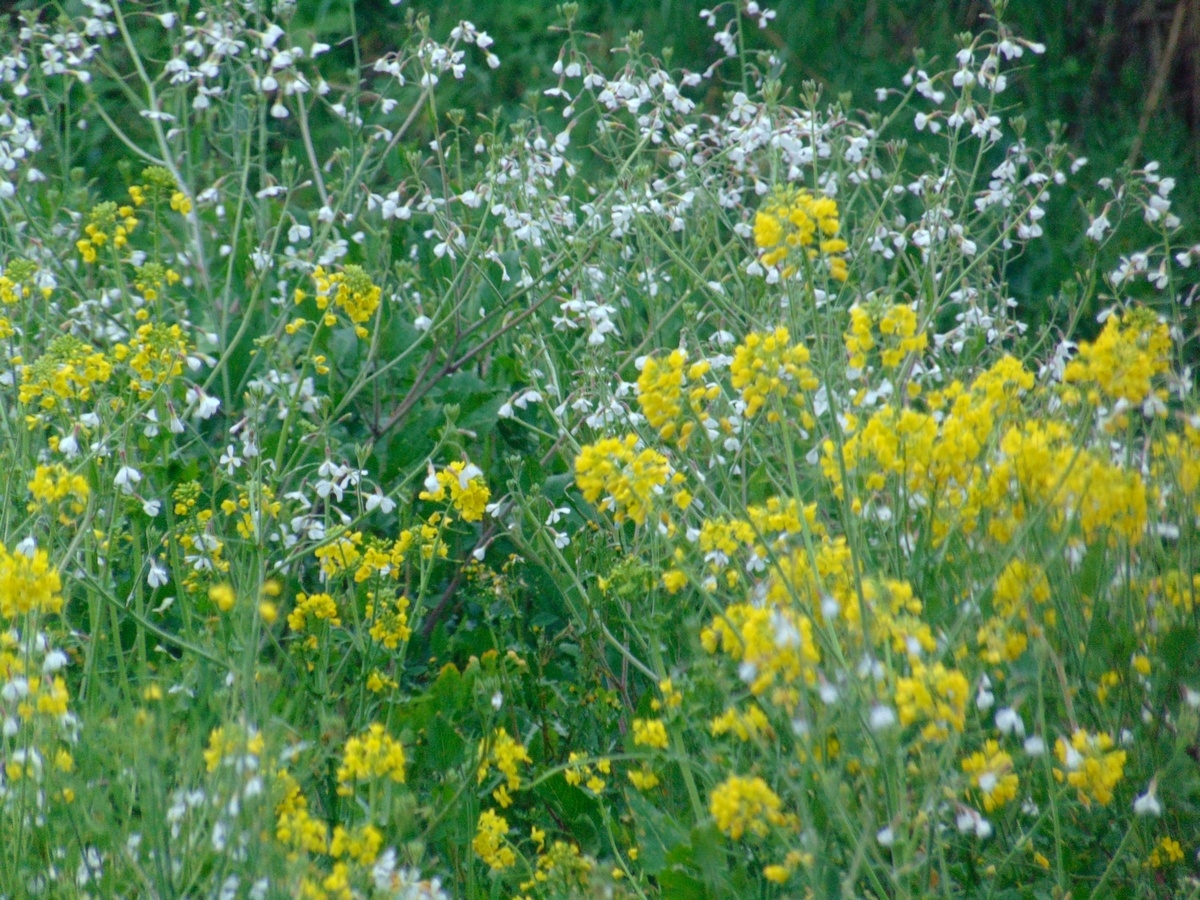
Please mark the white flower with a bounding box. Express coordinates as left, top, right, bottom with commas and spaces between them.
869, 704, 896, 730
995, 707, 1025, 737
365, 489, 396, 514
59, 432, 79, 458
142, 499, 162, 517
424, 463, 441, 495
219, 446, 243, 475
876, 826, 895, 847
1086, 212, 1111, 242
1133, 782, 1162, 817
148, 559, 169, 589
114, 465, 142, 494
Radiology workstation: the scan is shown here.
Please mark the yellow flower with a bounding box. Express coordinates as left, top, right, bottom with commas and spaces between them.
336, 723, 406, 793
574, 435, 670, 526
0, 541, 64, 618
1063, 307, 1171, 414
27, 464, 89, 517
1054, 729, 1126, 807
894, 661, 970, 741
288, 591, 340, 632
18, 336, 113, 411
709, 775, 787, 840
330, 823, 383, 865
730, 327, 818, 420
701, 597, 820, 700
203, 724, 264, 772
477, 727, 532, 806
1147, 836, 1185, 868
305, 264, 382, 339
662, 569, 688, 593
961, 741, 1019, 811
208, 583, 235, 612
632, 718, 669, 750
753, 186, 847, 279
628, 765, 660, 790
419, 461, 490, 522
473, 809, 515, 870
275, 770, 329, 854
366, 592, 412, 648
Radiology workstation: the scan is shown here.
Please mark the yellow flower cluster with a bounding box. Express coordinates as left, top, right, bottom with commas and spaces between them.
133, 261, 181, 304
1053, 729, 1126, 807
987, 420, 1148, 547
329, 823, 383, 866
128, 165, 192, 215
1063, 308, 1171, 411
894, 661, 970, 741
0, 258, 50, 304
730, 327, 818, 420
18, 335, 113, 410
631, 718, 669, 749
709, 775, 788, 840
477, 727, 532, 807
0, 541, 64, 618
574, 434, 671, 526
520, 839, 595, 893
823, 352, 1150, 549
208, 583, 236, 612
76, 200, 138, 263
114, 322, 190, 400
710, 703, 772, 742
221, 485, 282, 541
627, 764, 660, 791
961, 741, 1018, 811
27, 464, 89, 516
3, 671, 70, 726
1154, 420, 1200, 522
419, 460, 490, 522
356, 533, 413, 583
1147, 836, 1185, 868
636, 349, 717, 447
336, 723, 406, 793
298, 264, 382, 339
366, 591, 412, 649
564, 751, 611, 793
1156, 569, 1200, 614
203, 724, 265, 772
701, 599, 820, 701
977, 559, 1054, 664
275, 770, 330, 854
288, 592, 341, 633
844, 303, 929, 375
473, 809, 514, 870
753, 186, 848, 280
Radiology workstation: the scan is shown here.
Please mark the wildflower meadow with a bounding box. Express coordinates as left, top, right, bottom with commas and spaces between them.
1, 1, 1200, 897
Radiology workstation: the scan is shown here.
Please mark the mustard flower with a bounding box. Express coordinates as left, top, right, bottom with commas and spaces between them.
473, 809, 515, 870
337, 723, 407, 794
574, 434, 670, 526
1053, 729, 1126, 807
709, 775, 788, 840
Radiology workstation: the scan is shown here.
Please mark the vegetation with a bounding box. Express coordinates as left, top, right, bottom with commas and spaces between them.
0, 1, 1198, 898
